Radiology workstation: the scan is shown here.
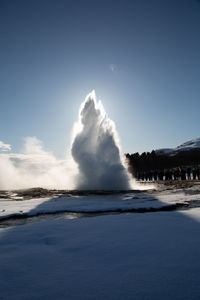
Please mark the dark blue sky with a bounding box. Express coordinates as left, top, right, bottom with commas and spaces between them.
0, 0, 200, 156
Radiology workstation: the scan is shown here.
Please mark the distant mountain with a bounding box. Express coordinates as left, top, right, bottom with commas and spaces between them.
156, 138, 200, 155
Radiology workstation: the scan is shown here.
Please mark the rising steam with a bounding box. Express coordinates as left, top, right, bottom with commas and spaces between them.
0, 91, 132, 190
71, 91, 131, 190
0, 137, 77, 190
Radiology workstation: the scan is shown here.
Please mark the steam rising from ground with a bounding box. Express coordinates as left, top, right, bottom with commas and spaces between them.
71, 91, 131, 189
0, 91, 133, 190
0, 137, 77, 190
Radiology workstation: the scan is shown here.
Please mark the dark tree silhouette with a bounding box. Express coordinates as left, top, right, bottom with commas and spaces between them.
125, 149, 200, 181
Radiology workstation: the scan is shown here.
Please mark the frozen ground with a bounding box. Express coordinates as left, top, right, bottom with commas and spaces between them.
0, 182, 200, 299
0, 182, 200, 222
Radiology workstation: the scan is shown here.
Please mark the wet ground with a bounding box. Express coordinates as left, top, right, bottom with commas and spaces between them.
0, 181, 200, 228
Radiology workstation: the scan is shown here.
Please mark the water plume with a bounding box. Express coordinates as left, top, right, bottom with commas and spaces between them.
0, 91, 134, 190
71, 91, 131, 190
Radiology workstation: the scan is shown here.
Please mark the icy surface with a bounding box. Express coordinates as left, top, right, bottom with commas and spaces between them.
1, 188, 200, 220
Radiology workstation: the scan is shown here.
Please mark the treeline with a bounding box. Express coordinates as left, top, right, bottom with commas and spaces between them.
125, 148, 200, 181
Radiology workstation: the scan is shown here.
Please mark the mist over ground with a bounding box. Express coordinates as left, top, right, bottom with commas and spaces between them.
0, 137, 76, 190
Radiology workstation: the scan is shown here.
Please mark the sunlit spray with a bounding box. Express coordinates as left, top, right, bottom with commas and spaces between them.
71, 91, 132, 190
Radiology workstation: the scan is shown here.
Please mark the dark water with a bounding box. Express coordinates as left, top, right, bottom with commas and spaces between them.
0, 202, 195, 229
0, 211, 121, 228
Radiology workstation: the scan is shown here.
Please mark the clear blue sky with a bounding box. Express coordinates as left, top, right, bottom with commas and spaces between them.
0, 0, 200, 157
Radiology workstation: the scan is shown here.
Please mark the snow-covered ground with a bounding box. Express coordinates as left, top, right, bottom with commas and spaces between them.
0, 186, 200, 220
0, 185, 200, 299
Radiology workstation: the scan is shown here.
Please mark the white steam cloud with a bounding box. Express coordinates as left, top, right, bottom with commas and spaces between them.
0, 137, 77, 190
0, 91, 133, 190
0, 141, 11, 151
71, 91, 131, 190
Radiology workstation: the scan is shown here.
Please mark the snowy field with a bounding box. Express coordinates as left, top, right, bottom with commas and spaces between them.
0, 183, 200, 221
1, 183, 200, 299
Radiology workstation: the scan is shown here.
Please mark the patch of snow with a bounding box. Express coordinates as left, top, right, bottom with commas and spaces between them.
1, 208, 200, 299
0, 190, 199, 220
156, 137, 200, 155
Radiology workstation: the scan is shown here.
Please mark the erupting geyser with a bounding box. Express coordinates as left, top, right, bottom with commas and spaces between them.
71, 91, 131, 190
0, 91, 132, 190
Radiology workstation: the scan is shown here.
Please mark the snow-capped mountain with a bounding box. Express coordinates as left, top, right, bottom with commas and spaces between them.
156, 138, 200, 155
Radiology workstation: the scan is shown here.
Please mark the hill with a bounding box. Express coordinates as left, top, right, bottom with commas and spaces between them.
156, 138, 200, 155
